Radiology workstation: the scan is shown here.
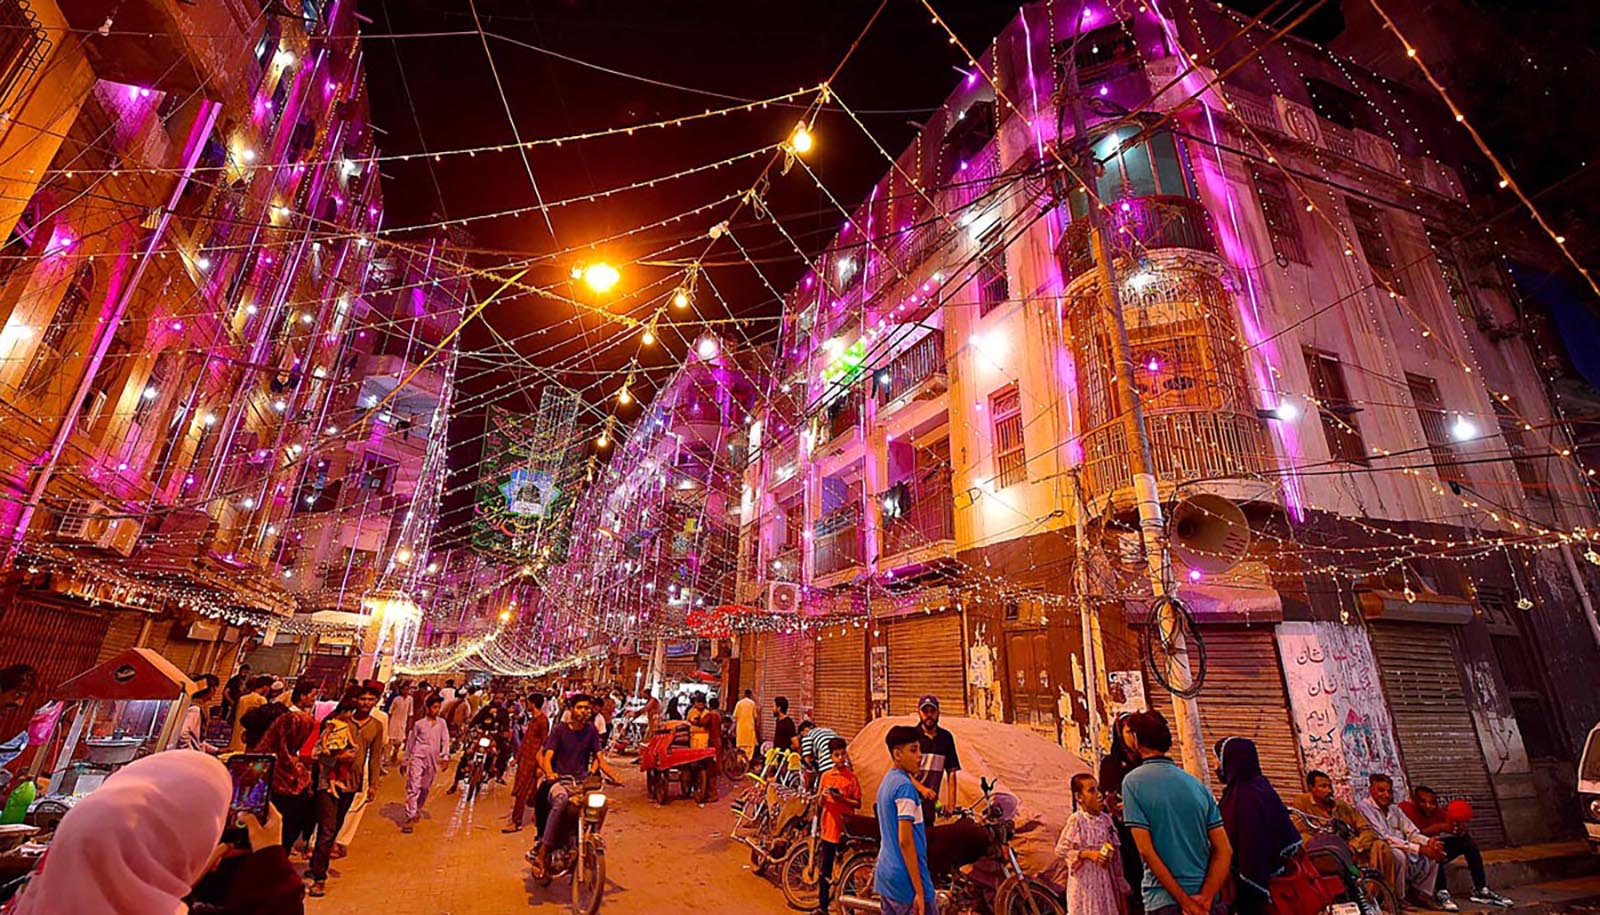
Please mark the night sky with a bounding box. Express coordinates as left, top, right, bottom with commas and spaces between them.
355, 1, 1345, 539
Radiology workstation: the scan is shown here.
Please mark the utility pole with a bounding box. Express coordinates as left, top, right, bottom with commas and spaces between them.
1071, 468, 1105, 763
1064, 55, 1206, 782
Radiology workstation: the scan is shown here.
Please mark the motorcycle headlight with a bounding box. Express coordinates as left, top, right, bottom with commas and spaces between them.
478, 737, 492, 748
584, 792, 608, 825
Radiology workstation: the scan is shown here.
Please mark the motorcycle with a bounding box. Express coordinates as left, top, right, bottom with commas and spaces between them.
533, 774, 610, 915
834, 777, 1066, 915
1287, 810, 1402, 915
462, 727, 496, 801
608, 714, 647, 757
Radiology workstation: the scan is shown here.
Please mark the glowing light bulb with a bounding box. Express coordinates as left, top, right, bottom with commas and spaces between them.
498, 610, 512, 623
597, 432, 609, 448
641, 327, 655, 345
790, 124, 814, 154
696, 336, 720, 360
672, 288, 690, 309
619, 388, 632, 406
581, 262, 620, 294
1450, 416, 1478, 442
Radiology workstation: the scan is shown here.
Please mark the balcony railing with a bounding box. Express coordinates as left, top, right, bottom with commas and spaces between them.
1081, 409, 1274, 501
813, 505, 864, 578
1058, 194, 1217, 278
876, 331, 946, 406
826, 387, 865, 442
880, 473, 955, 559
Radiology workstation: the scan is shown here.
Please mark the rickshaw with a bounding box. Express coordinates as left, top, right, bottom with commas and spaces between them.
638, 719, 717, 805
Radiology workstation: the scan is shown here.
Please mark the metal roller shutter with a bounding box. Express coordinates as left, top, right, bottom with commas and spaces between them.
96, 611, 147, 665
1369, 621, 1506, 847
0, 596, 109, 738
1190, 626, 1303, 799
886, 611, 966, 717
759, 630, 811, 722
246, 639, 301, 677
813, 623, 867, 737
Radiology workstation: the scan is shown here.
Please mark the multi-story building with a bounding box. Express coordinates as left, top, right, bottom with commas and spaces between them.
735, 0, 1600, 844
533, 335, 760, 689
0, 0, 452, 714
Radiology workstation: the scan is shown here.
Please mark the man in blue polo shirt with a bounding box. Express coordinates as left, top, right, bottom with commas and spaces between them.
876, 724, 936, 915
1121, 710, 1232, 915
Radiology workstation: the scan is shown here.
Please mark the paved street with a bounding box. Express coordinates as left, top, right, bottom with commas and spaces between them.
311, 761, 789, 914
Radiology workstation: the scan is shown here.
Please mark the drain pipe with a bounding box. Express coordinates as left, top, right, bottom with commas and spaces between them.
1559, 544, 1600, 651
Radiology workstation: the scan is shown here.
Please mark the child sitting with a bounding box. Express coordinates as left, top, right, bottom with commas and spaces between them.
1057, 773, 1130, 915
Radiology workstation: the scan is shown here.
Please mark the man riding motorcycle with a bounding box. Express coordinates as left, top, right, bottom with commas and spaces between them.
529, 693, 622, 879
448, 691, 513, 793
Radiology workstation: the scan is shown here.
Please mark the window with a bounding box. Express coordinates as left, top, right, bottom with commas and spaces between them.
1052, 22, 1139, 86
1254, 174, 1308, 264
1346, 198, 1405, 295
21, 263, 94, 396
1493, 398, 1542, 497
976, 227, 1009, 317
1406, 373, 1460, 482
360, 455, 398, 493
1068, 127, 1194, 217
1303, 348, 1368, 465
130, 353, 174, 429
990, 385, 1026, 488
1427, 224, 1476, 320
1303, 77, 1370, 131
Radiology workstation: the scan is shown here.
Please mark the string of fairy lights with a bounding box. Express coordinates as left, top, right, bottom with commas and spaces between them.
0, 0, 1592, 678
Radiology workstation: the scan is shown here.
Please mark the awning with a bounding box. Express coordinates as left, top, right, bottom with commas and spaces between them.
1357, 589, 1474, 625
1126, 581, 1283, 624
54, 648, 194, 701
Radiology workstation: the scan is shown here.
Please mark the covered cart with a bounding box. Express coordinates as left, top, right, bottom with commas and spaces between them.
27, 649, 195, 826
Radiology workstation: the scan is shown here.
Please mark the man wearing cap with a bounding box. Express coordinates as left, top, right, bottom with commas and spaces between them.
914, 694, 960, 826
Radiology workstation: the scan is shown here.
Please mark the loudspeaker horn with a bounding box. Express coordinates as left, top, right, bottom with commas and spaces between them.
1169, 493, 1251, 575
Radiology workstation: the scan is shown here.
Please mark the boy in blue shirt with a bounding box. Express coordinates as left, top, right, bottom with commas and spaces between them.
876, 724, 936, 915
1120, 710, 1232, 915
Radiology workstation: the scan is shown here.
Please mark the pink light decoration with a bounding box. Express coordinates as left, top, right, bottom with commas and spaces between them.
959, 160, 969, 171
1147, 358, 1160, 372
966, 70, 978, 87
803, 274, 814, 289
1188, 569, 1202, 582
170, 321, 183, 331
45, 228, 74, 255
1099, 86, 1110, 97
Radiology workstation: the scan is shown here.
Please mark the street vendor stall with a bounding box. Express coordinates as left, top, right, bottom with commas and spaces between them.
26, 649, 194, 825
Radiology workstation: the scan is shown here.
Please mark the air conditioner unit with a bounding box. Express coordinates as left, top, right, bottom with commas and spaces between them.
767, 581, 801, 615
56, 500, 107, 542
100, 517, 142, 557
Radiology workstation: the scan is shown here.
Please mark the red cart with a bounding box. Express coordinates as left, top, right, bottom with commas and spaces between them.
638, 721, 717, 805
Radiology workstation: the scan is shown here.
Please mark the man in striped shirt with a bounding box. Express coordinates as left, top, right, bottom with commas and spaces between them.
798, 719, 841, 790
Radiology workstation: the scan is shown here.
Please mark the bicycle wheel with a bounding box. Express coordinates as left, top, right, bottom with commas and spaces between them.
1361, 874, 1402, 915
780, 838, 820, 910
834, 854, 876, 903
995, 877, 1068, 915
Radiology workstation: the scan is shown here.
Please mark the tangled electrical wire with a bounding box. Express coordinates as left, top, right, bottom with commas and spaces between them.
1140, 593, 1207, 699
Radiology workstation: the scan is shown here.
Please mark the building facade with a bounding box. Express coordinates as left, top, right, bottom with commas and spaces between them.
734, 0, 1600, 845
0, 0, 456, 715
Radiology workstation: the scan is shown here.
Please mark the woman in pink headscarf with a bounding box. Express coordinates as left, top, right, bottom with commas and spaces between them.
5, 749, 304, 914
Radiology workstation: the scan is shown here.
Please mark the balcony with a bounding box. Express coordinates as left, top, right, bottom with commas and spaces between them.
879, 473, 955, 569
58, 0, 252, 97
813, 505, 864, 580
1057, 195, 1217, 279
825, 387, 865, 443
875, 331, 947, 409
1081, 409, 1275, 506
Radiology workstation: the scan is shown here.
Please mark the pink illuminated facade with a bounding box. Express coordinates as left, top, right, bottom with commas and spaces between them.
0, 0, 456, 702
735, 0, 1599, 845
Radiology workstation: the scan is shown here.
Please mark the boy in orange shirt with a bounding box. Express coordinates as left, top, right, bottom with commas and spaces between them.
817, 737, 862, 915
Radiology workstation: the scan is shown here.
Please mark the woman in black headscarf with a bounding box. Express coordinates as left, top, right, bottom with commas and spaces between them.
1216, 736, 1302, 915
1098, 713, 1145, 915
